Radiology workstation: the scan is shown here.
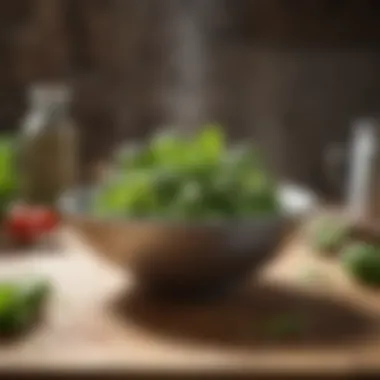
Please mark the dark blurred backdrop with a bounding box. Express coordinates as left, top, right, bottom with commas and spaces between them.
2, 0, 380, 195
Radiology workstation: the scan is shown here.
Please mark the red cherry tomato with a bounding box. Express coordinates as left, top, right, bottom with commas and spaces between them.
5, 205, 60, 244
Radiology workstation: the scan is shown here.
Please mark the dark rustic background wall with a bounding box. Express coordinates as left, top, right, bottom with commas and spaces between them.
2, 0, 380, 195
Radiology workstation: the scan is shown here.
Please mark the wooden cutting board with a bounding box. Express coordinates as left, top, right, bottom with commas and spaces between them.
0, 225, 380, 377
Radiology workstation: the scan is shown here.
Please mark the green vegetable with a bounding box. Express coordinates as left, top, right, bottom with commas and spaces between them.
309, 216, 351, 254
342, 242, 380, 287
0, 284, 28, 334
22, 279, 51, 312
0, 279, 51, 337
0, 136, 18, 217
93, 125, 279, 220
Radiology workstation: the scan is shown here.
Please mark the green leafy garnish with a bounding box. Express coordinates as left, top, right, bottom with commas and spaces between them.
342, 242, 380, 287
0, 279, 51, 337
0, 136, 18, 216
94, 125, 279, 220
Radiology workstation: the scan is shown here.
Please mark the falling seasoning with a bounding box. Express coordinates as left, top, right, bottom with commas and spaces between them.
19, 84, 79, 206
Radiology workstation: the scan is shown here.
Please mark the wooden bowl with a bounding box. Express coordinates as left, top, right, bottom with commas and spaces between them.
62, 184, 317, 300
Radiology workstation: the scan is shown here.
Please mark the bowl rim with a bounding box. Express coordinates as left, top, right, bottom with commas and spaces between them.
59, 182, 318, 226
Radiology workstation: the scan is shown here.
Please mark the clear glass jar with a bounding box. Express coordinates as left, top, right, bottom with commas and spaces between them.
20, 84, 79, 206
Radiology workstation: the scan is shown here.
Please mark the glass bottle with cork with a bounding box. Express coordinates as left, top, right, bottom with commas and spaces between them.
20, 83, 79, 208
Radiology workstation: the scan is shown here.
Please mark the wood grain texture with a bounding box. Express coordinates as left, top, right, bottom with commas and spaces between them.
0, 225, 380, 376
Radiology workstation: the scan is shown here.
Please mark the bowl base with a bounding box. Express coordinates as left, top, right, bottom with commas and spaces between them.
135, 280, 242, 304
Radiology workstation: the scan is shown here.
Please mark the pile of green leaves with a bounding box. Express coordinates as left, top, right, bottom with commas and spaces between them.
0, 279, 51, 337
92, 125, 280, 220
0, 136, 18, 216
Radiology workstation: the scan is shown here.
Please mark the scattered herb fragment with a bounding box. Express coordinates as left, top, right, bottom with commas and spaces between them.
265, 313, 307, 339
300, 267, 329, 287
309, 216, 351, 254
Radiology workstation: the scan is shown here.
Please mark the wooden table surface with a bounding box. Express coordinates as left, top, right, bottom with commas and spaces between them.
1, 225, 380, 377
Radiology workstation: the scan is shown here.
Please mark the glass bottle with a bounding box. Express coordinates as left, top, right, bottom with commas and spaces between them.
20, 84, 79, 206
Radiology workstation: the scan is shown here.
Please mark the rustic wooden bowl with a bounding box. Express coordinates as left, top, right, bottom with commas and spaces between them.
61, 184, 317, 300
